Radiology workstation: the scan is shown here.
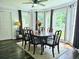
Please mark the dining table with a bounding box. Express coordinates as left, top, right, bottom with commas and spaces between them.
31, 31, 54, 55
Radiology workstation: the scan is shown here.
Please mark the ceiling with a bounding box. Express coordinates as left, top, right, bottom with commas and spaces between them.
0, 0, 76, 11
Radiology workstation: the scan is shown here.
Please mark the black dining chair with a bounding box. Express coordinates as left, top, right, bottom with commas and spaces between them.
20, 28, 32, 48
40, 27, 45, 32
24, 27, 30, 30
24, 30, 30, 49
30, 35, 41, 54
46, 30, 62, 57
16, 29, 23, 40
24, 29, 33, 49
21, 29, 26, 47
55, 30, 62, 54
16, 29, 25, 46
47, 27, 53, 32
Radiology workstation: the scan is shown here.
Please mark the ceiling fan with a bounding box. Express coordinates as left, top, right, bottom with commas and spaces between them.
23, 0, 48, 7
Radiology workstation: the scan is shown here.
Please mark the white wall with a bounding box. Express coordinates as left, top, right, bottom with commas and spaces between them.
0, 8, 35, 40
11, 10, 18, 39
0, 10, 11, 40
0, 8, 18, 40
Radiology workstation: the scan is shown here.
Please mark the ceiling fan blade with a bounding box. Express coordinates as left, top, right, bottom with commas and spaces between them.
23, 2, 33, 4
39, 3, 45, 6
41, 0, 48, 1
38, 0, 48, 2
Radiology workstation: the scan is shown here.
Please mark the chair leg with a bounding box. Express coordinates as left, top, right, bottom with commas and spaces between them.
52, 47, 55, 57
41, 44, 44, 55
33, 44, 35, 54
49, 46, 51, 49
45, 45, 46, 48
42, 45, 44, 53
36, 45, 37, 48
24, 40, 26, 49
22, 40, 24, 46
28, 42, 30, 51
57, 44, 60, 54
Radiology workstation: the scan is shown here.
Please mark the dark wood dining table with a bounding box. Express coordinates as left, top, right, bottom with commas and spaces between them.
33, 31, 53, 36
24, 29, 54, 54
31, 31, 53, 55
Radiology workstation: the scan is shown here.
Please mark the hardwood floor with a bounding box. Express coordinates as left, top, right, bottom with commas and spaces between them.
58, 49, 79, 59
0, 40, 34, 59
0, 40, 79, 59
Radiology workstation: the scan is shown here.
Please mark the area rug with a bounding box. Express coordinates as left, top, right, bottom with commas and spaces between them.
17, 42, 71, 59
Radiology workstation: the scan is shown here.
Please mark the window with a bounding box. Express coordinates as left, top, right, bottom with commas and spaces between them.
38, 12, 44, 27
45, 11, 51, 29
22, 12, 31, 28
53, 8, 67, 40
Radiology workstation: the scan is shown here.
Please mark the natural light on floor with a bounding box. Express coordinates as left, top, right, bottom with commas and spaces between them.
17, 41, 73, 59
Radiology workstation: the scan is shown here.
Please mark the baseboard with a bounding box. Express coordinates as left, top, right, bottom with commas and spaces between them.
0, 39, 16, 41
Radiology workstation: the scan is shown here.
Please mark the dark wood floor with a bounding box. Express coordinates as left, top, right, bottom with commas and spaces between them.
0, 40, 34, 59
58, 49, 79, 59
0, 40, 79, 59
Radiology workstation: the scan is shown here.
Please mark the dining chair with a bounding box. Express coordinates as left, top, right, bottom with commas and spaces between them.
16, 29, 25, 46
24, 29, 33, 49
24, 27, 30, 30
40, 27, 45, 32
19, 28, 31, 48
55, 30, 62, 54
47, 28, 53, 32
24, 29, 31, 49
30, 35, 41, 54
16, 29, 22, 39
20, 29, 26, 46
46, 30, 62, 57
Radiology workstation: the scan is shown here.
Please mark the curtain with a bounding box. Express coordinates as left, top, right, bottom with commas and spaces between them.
35, 11, 38, 30
73, 0, 79, 49
18, 10, 22, 34
49, 9, 53, 32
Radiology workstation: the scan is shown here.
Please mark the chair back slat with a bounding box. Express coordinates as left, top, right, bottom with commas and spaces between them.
58, 30, 62, 42
28, 30, 33, 41
54, 30, 62, 44
24, 27, 30, 30
40, 27, 45, 32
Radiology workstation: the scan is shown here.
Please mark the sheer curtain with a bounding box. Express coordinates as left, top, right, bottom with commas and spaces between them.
66, 3, 77, 45
45, 11, 51, 32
